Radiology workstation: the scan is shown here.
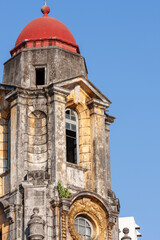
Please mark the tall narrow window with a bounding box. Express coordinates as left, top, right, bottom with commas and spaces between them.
66, 109, 78, 164
36, 68, 45, 85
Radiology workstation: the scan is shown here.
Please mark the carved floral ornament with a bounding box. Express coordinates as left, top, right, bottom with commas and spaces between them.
66, 85, 91, 108
68, 197, 108, 240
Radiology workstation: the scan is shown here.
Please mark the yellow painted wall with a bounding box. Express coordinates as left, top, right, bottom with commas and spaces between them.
0, 91, 10, 197
66, 86, 96, 191
0, 207, 9, 240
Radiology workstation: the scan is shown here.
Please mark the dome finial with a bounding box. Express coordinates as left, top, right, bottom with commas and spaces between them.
41, 1, 50, 15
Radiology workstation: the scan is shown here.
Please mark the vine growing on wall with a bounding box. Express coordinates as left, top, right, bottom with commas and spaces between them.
57, 182, 72, 198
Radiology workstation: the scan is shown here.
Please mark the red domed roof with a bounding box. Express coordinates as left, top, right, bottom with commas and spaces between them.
15, 12, 76, 47
11, 5, 80, 56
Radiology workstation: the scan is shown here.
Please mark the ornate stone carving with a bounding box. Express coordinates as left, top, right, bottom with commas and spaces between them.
62, 211, 67, 240
0, 200, 14, 224
27, 111, 48, 170
68, 197, 108, 240
28, 208, 45, 240
26, 170, 50, 185
121, 228, 131, 240
108, 224, 112, 240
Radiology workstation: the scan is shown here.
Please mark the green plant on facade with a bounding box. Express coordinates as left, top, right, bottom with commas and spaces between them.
57, 182, 72, 199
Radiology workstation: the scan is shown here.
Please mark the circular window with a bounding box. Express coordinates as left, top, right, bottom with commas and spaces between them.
74, 216, 93, 239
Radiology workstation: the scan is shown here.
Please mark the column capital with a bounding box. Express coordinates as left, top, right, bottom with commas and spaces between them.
105, 113, 116, 126
87, 98, 109, 109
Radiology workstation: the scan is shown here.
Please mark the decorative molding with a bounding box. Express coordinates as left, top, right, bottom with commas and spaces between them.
87, 98, 108, 109
0, 201, 15, 224
66, 162, 88, 172
68, 197, 108, 240
108, 224, 112, 240
28, 208, 45, 240
105, 113, 116, 125
62, 211, 67, 240
56, 76, 111, 105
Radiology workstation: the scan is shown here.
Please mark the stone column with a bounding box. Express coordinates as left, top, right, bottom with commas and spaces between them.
8, 95, 18, 193
51, 200, 59, 240
6, 90, 28, 190
105, 114, 116, 190
108, 224, 112, 240
48, 86, 69, 186
5, 92, 23, 240
59, 199, 70, 240
87, 99, 108, 198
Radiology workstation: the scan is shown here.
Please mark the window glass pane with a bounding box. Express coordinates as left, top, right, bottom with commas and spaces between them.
79, 226, 85, 235
74, 217, 92, 238
79, 218, 85, 226
74, 218, 78, 224
66, 114, 70, 119
66, 110, 70, 119
71, 124, 76, 131
86, 227, 91, 235
71, 115, 76, 121
66, 123, 70, 130
74, 224, 78, 232
86, 222, 90, 227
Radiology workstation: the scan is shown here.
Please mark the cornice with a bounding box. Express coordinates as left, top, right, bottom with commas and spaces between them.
105, 112, 116, 125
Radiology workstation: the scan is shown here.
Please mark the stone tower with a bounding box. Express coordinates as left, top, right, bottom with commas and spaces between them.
0, 3, 120, 240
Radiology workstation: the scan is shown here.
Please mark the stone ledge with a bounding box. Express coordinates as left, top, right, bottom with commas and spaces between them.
66, 162, 88, 172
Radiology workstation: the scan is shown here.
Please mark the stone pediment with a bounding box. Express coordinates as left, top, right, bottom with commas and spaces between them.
55, 76, 111, 108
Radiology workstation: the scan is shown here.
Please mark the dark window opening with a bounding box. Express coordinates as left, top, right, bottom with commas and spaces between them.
66, 129, 77, 164
66, 109, 78, 164
36, 68, 45, 85
0, 230, 2, 240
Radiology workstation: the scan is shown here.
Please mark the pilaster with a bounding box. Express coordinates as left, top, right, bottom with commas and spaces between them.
87, 99, 108, 198
48, 85, 69, 187
105, 114, 116, 190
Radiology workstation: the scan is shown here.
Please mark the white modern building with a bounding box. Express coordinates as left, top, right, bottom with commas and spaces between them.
119, 217, 142, 240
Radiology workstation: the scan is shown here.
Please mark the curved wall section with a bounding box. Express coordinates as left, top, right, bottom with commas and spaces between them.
27, 110, 48, 170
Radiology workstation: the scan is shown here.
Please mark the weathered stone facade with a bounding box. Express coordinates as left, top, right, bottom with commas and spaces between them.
0, 6, 119, 240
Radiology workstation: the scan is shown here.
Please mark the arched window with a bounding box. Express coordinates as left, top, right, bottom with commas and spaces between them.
65, 109, 78, 164
74, 216, 93, 239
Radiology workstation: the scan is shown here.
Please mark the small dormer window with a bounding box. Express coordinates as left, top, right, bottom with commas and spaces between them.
36, 68, 45, 85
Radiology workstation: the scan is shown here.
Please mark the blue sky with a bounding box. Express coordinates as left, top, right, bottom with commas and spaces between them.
1, 1, 160, 239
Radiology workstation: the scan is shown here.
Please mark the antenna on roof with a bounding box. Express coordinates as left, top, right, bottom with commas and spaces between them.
44, 0, 47, 5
